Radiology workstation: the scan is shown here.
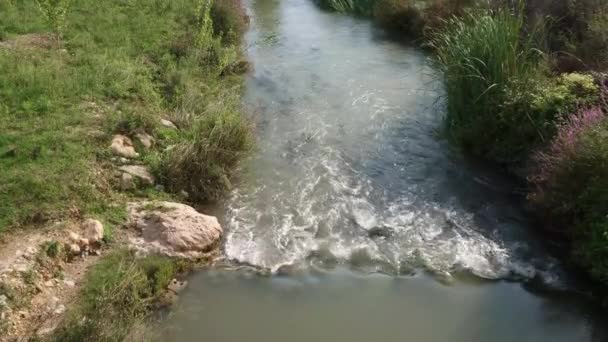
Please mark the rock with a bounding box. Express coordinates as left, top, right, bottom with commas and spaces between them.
167, 279, 187, 294
44, 280, 54, 288
119, 165, 155, 186
90, 249, 101, 256
68, 232, 80, 243
78, 238, 90, 249
120, 172, 135, 190
110, 135, 139, 158
0, 294, 8, 309
82, 219, 104, 243
54, 305, 65, 315
67, 244, 81, 256
135, 132, 155, 149
160, 119, 178, 130
19, 310, 27, 318
25, 246, 37, 255
63, 280, 75, 288
128, 202, 223, 259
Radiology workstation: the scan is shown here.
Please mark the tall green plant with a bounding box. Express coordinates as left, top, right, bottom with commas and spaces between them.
35, 0, 72, 38
430, 4, 543, 157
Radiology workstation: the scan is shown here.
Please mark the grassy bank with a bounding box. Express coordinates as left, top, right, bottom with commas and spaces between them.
0, 0, 252, 234
0, 0, 251, 339
318, 0, 608, 299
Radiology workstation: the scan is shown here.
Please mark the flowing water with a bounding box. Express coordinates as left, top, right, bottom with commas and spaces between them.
160, 0, 608, 340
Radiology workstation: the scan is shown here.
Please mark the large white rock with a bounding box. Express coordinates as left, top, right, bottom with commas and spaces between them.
128, 202, 222, 259
110, 135, 139, 158
82, 219, 104, 243
119, 165, 155, 186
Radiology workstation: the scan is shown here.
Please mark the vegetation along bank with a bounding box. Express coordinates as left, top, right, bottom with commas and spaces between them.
316, 0, 608, 300
0, 0, 251, 340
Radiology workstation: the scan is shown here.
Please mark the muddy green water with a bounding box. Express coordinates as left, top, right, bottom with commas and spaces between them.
160, 0, 608, 340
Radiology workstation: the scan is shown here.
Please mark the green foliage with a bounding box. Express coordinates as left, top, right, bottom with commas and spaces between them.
161, 101, 253, 202
529, 118, 608, 287
35, 0, 72, 38
531, 73, 599, 114
373, 0, 424, 36
430, 5, 543, 161
49, 251, 181, 342
492, 72, 600, 162
43, 240, 63, 258
211, 0, 249, 45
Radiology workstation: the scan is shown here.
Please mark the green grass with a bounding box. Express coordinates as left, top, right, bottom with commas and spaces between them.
430, 5, 544, 161
48, 250, 191, 342
0, 0, 252, 232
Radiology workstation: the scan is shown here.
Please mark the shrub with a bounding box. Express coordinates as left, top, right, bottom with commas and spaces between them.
373, 0, 424, 36
492, 72, 600, 162
529, 105, 606, 220
529, 105, 608, 286
315, 0, 376, 15
49, 251, 179, 342
35, 0, 72, 38
161, 107, 253, 202
211, 0, 248, 45
430, 5, 543, 160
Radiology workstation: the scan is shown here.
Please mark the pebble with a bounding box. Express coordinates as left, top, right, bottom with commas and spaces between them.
54, 305, 65, 315
0, 294, 8, 308
44, 280, 54, 288
63, 280, 75, 288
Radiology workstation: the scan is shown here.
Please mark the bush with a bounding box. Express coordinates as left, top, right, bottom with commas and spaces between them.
35, 0, 72, 38
492, 72, 600, 162
430, 6, 543, 161
49, 251, 180, 342
529, 105, 608, 287
373, 0, 424, 36
315, 0, 376, 15
161, 107, 253, 202
211, 0, 248, 45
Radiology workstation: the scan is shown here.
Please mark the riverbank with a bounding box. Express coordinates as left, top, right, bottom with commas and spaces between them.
0, 0, 250, 339
316, 0, 608, 300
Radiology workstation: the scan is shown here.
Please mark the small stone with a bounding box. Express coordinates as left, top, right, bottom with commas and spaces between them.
180, 190, 189, 198
155, 184, 165, 192
68, 244, 81, 256
26, 246, 37, 255
44, 280, 54, 288
54, 305, 65, 315
63, 280, 75, 288
160, 119, 178, 130
135, 132, 155, 149
0, 294, 8, 308
110, 134, 139, 158
82, 219, 104, 243
90, 249, 101, 256
15, 250, 23, 258
18, 310, 27, 318
14, 264, 28, 273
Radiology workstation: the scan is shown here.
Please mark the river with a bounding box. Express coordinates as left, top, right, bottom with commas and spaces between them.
160, 0, 608, 340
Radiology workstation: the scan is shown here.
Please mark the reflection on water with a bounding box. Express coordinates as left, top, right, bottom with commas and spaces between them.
162, 0, 608, 340
160, 268, 607, 342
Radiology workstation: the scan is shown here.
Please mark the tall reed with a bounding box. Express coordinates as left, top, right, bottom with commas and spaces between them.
430, 4, 542, 156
